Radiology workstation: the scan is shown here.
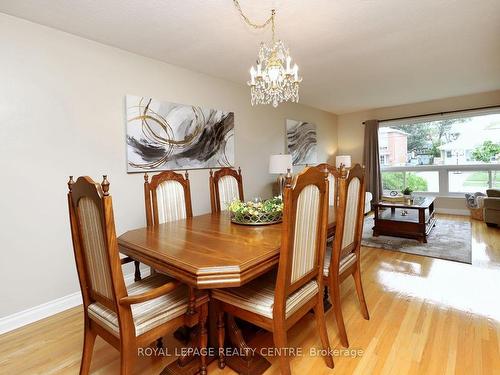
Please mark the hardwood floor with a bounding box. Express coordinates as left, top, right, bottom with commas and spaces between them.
1, 214, 499, 374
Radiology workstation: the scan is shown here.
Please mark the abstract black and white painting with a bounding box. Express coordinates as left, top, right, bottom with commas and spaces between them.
126, 95, 234, 172
286, 119, 317, 165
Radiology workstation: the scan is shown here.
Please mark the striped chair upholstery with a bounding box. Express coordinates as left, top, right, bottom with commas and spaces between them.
290, 184, 320, 283
217, 175, 240, 209
88, 274, 189, 336
211, 271, 319, 319
77, 197, 114, 299
328, 173, 336, 207
323, 247, 357, 277
156, 180, 187, 223
341, 177, 361, 249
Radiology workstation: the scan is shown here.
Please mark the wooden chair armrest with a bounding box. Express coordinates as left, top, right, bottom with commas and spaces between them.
120, 256, 134, 265
119, 281, 181, 306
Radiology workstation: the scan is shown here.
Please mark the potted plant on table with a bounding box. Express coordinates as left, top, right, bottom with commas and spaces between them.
402, 187, 413, 205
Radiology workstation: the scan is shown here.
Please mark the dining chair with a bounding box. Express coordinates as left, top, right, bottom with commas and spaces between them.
144, 170, 193, 227
323, 164, 370, 348
67, 175, 209, 375
212, 167, 334, 375
209, 167, 244, 213
143, 170, 194, 345
314, 163, 341, 306
315, 162, 341, 212
124, 170, 193, 286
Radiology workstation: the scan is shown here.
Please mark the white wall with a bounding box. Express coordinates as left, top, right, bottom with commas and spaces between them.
337, 90, 500, 212
0, 13, 337, 318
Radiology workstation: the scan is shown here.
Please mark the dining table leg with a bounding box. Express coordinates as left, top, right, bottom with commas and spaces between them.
323, 285, 332, 311
161, 288, 215, 375
223, 314, 272, 375
176, 328, 198, 366
168, 309, 272, 375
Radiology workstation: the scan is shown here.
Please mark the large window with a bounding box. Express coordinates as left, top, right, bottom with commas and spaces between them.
379, 109, 500, 196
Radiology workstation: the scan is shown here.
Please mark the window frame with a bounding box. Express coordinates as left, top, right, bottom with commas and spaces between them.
379, 107, 500, 197
381, 164, 499, 197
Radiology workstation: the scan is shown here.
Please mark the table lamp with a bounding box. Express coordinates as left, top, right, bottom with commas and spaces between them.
269, 154, 293, 197
335, 155, 352, 168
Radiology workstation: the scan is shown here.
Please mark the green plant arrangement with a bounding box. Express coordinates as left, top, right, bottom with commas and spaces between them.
402, 187, 413, 196
227, 196, 284, 225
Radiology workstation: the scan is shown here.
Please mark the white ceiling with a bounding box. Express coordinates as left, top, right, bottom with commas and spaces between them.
1, 0, 499, 113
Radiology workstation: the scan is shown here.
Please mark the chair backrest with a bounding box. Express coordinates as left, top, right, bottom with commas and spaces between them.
274, 167, 329, 317
209, 167, 244, 213
329, 164, 366, 276
144, 170, 193, 226
67, 176, 127, 312
315, 163, 341, 208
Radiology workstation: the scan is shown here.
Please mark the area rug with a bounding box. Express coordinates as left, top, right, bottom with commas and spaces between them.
361, 217, 472, 264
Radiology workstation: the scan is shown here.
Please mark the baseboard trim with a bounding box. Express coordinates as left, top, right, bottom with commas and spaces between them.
0, 266, 149, 335
435, 208, 470, 216
0, 291, 83, 336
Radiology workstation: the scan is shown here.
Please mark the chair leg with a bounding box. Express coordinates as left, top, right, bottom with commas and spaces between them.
330, 276, 349, 348
217, 310, 226, 369
272, 324, 291, 375
79, 326, 96, 375
313, 297, 334, 369
353, 264, 370, 320
133, 260, 141, 281
119, 342, 136, 375
199, 304, 208, 375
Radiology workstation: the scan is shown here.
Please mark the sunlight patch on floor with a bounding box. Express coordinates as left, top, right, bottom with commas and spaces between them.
376, 257, 500, 321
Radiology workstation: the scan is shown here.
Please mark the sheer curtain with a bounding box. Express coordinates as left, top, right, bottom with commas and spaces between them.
363, 119, 382, 204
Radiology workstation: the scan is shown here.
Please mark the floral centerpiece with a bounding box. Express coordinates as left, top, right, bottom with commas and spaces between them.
227, 196, 283, 225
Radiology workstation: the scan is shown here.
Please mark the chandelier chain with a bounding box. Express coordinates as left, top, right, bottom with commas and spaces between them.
233, 0, 276, 41
233, 1, 301, 107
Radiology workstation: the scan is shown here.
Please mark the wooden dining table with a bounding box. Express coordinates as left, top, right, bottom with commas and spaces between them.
117, 206, 336, 374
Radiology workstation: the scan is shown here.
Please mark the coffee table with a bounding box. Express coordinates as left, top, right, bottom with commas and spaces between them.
372, 196, 437, 243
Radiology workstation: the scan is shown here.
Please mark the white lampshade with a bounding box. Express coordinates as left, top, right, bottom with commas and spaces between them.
335, 155, 352, 168
269, 154, 293, 174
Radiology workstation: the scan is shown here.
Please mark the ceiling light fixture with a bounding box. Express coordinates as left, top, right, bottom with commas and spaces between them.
233, 0, 302, 107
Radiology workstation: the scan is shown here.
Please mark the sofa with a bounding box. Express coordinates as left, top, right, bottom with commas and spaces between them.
484, 189, 500, 227
364, 192, 373, 214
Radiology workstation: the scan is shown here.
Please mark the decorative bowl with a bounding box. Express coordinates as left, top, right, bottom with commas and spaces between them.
228, 197, 283, 226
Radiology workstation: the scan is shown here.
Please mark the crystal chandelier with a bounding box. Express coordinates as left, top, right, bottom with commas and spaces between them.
233, 2, 302, 107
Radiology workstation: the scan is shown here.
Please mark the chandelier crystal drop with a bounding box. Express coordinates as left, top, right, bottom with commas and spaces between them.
233, 1, 302, 107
